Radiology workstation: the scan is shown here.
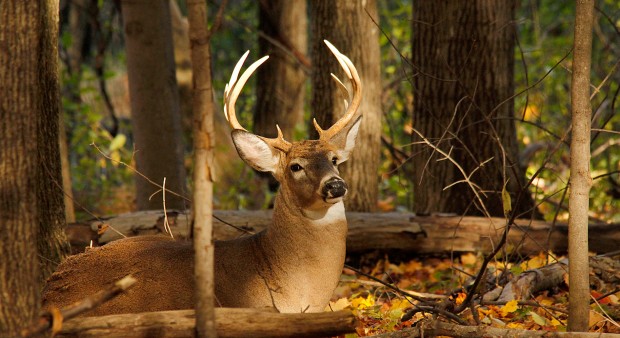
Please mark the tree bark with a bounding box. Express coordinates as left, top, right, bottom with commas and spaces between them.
254, 0, 307, 141
59, 119, 76, 223
567, 0, 595, 332
310, 0, 382, 212
0, 0, 70, 334
168, 0, 246, 209
121, 0, 187, 210
54, 308, 356, 338
411, 0, 537, 218
186, 0, 217, 336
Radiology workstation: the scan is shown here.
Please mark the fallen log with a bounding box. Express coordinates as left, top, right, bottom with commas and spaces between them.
495, 255, 620, 302
55, 308, 357, 338
68, 210, 620, 255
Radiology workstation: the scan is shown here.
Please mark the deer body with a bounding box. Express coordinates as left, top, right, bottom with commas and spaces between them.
215, 194, 348, 313
42, 41, 362, 315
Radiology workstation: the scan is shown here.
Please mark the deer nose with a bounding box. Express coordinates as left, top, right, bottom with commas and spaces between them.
322, 177, 348, 200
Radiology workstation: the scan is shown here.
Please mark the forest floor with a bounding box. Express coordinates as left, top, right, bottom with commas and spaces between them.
332, 252, 620, 336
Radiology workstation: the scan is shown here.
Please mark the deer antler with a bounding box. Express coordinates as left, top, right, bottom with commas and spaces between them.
224, 52, 292, 152
313, 40, 362, 141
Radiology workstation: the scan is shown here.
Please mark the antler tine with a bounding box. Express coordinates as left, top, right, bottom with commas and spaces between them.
224, 52, 292, 152
315, 40, 362, 140
224, 52, 269, 131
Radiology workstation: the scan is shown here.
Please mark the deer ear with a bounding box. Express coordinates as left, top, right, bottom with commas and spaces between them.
331, 115, 362, 163
231, 130, 280, 173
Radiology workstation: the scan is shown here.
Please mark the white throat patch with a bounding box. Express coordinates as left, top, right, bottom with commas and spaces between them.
302, 202, 346, 225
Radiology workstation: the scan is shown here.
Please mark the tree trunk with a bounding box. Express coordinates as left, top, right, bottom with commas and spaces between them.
254, 0, 307, 141
59, 0, 89, 224
59, 118, 76, 223
310, 0, 382, 212
186, 0, 217, 335
411, 0, 537, 218
0, 0, 70, 334
121, 0, 187, 210
567, 0, 594, 332
168, 0, 246, 209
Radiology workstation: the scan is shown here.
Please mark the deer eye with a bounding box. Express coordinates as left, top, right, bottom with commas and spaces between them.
332, 157, 338, 165
290, 164, 303, 172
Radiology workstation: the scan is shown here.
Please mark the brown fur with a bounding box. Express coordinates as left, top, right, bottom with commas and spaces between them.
42, 136, 354, 316
43, 43, 362, 316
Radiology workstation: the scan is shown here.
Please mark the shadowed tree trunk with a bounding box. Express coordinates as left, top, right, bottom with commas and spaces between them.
0, 0, 70, 334
411, 0, 538, 218
310, 0, 382, 212
254, 0, 307, 141
121, 0, 187, 210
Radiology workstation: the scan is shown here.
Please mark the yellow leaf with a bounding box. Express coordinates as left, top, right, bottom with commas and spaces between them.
108, 133, 127, 151
538, 297, 554, 306
389, 299, 412, 312
529, 311, 547, 326
351, 294, 375, 310
520, 253, 547, 271
110, 150, 121, 167
460, 253, 477, 266
501, 300, 519, 316
507, 322, 524, 329
550, 318, 563, 327
388, 263, 404, 274
502, 179, 512, 218
523, 105, 539, 122
327, 297, 350, 311
589, 310, 606, 327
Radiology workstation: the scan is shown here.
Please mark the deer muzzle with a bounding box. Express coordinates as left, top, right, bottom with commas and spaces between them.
322, 177, 348, 203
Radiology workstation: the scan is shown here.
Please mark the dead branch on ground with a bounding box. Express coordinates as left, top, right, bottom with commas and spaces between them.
21, 275, 136, 337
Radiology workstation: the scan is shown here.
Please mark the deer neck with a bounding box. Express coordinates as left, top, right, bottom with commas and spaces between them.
257, 190, 348, 270
268, 191, 348, 244
252, 191, 347, 312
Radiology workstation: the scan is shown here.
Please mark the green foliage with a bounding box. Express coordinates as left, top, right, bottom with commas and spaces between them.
58, 0, 619, 223
515, 1, 620, 222
61, 64, 135, 217
377, 0, 414, 210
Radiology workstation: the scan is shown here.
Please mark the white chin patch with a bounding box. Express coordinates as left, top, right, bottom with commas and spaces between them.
325, 196, 344, 204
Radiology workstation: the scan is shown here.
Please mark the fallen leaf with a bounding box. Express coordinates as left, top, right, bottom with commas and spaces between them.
501, 300, 519, 316
589, 310, 606, 328
351, 294, 375, 310
328, 297, 351, 311
529, 311, 548, 326
460, 253, 477, 266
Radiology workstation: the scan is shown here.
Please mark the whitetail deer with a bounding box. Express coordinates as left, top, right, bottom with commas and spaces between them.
42, 40, 362, 315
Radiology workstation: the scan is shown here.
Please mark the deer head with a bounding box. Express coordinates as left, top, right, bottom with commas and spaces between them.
223, 40, 362, 216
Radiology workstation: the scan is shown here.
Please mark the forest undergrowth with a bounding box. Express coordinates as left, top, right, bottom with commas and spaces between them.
332, 252, 620, 336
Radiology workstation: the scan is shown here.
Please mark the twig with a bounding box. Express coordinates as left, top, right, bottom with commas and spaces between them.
344, 265, 434, 305
343, 278, 448, 301
21, 275, 137, 337
91, 142, 190, 202
207, 0, 228, 37
162, 177, 173, 238
480, 300, 568, 314
411, 127, 492, 218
